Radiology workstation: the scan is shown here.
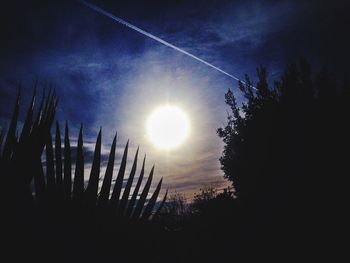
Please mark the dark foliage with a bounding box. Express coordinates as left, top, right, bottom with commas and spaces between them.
152, 60, 349, 262
1, 59, 348, 262
0, 86, 166, 262
217, 59, 349, 260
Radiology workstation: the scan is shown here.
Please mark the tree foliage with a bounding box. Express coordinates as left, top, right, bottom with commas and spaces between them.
217, 59, 349, 258
218, 59, 349, 227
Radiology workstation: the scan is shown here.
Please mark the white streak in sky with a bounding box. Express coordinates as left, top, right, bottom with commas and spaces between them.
78, 0, 255, 89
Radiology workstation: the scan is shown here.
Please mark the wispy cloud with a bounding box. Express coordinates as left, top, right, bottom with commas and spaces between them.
3, 0, 344, 195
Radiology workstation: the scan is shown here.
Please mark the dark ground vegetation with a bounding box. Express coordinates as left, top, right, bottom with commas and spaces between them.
1, 59, 348, 262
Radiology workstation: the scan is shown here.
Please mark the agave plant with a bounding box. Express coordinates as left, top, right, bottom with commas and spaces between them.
0, 84, 167, 220
0, 85, 57, 205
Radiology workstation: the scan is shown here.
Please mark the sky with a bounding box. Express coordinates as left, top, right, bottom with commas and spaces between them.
0, 0, 349, 198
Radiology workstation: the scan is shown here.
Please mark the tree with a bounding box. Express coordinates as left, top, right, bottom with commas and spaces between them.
217, 66, 281, 202
217, 60, 349, 257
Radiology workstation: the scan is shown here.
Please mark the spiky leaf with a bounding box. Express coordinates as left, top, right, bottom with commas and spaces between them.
33, 87, 45, 130
110, 140, 129, 210
55, 122, 63, 194
132, 165, 154, 219
84, 129, 101, 205
118, 146, 139, 215
142, 177, 163, 220
63, 122, 72, 199
19, 86, 36, 143
153, 188, 168, 220
2, 88, 20, 161
45, 133, 55, 193
73, 124, 84, 201
98, 133, 117, 207
125, 155, 145, 218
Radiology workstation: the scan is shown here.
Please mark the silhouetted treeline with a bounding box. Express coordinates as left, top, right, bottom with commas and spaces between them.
217, 58, 349, 260
157, 59, 349, 261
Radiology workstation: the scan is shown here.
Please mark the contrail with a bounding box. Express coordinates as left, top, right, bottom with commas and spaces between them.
78, 0, 254, 88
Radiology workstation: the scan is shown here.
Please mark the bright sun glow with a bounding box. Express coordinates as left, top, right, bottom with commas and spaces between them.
147, 105, 190, 150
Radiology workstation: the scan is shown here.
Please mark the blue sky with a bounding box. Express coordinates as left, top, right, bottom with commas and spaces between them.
0, 0, 349, 197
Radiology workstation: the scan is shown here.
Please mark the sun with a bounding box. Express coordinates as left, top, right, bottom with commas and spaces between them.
147, 105, 190, 150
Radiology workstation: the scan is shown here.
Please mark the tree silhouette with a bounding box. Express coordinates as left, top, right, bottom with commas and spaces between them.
217, 59, 349, 259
